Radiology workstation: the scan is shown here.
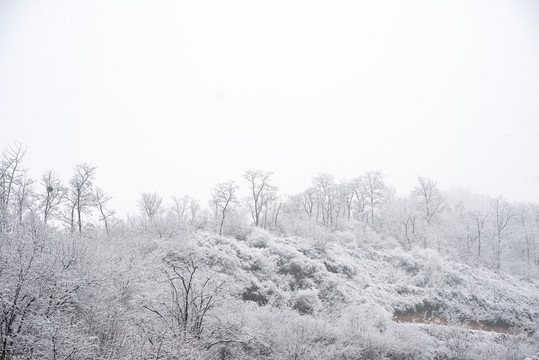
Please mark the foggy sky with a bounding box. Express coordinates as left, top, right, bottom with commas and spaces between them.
1, 0, 538, 215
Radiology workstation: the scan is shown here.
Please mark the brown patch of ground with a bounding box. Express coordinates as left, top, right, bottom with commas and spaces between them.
393, 312, 521, 335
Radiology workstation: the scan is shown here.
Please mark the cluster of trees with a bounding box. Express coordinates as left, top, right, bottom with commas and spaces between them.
0, 144, 116, 236
133, 170, 282, 238
3, 143, 536, 277
130, 169, 538, 278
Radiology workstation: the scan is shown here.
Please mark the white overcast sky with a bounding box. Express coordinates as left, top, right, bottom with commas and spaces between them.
1, 0, 538, 215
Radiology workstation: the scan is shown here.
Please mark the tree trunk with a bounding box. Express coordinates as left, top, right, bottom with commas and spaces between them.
77, 203, 82, 233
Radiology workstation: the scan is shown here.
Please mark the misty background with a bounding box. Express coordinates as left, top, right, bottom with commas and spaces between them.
1, 0, 539, 215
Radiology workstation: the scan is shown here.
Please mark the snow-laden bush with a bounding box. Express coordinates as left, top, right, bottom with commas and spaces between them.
276, 256, 325, 290
247, 227, 273, 248
291, 289, 322, 315
242, 281, 272, 306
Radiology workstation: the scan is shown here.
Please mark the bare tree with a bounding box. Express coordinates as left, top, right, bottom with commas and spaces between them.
299, 187, 316, 219
0, 144, 27, 231
211, 181, 238, 236
189, 198, 201, 227
13, 171, 34, 224
243, 170, 276, 227
168, 196, 201, 232
171, 196, 189, 224
351, 177, 368, 224
95, 187, 115, 236
312, 173, 335, 227
41, 170, 66, 224
261, 191, 281, 229
412, 176, 445, 226
143, 252, 226, 340
469, 210, 488, 258
401, 208, 419, 250
270, 195, 283, 229
0, 239, 39, 360
336, 180, 355, 222
490, 197, 514, 271
138, 192, 163, 224
514, 203, 537, 276
361, 170, 386, 226
68, 163, 96, 233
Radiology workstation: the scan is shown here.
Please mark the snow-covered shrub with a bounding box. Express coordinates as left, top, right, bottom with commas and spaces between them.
391, 250, 422, 276
247, 227, 273, 248
203, 244, 241, 275
323, 258, 357, 278
242, 281, 271, 305
277, 256, 325, 290
318, 277, 349, 305
291, 289, 322, 315
221, 210, 252, 241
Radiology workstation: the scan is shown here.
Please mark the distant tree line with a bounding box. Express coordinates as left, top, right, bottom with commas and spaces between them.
1, 144, 537, 277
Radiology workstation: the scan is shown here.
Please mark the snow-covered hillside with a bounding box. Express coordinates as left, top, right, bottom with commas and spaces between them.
94, 228, 539, 359
1, 219, 538, 359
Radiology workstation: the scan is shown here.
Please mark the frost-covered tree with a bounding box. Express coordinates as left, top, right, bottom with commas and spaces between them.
138, 192, 168, 236
299, 187, 317, 220
336, 180, 355, 222
361, 170, 386, 226
12, 170, 34, 224
95, 187, 115, 235
469, 210, 489, 258
397, 200, 420, 249
490, 197, 514, 270
412, 176, 445, 226
0, 144, 27, 232
67, 163, 96, 233
312, 173, 336, 227
171, 195, 190, 224
514, 202, 538, 277
144, 252, 226, 340
351, 177, 368, 224
41, 170, 66, 224
211, 181, 239, 236
166, 195, 203, 233
244, 170, 277, 227
189, 197, 201, 226
138, 192, 163, 224
412, 177, 446, 248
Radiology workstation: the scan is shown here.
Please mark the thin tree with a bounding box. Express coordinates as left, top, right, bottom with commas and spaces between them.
337, 180, 355, 221
95, 187, 115, 236
469, 210, 488, 258
490, 197, 513, 271
361, 170, 386, 225
211, 181, 238, 236
68, 163, 96, 233
143, 252, 225, 340
351, 177, 368, 224
41, 170, 66, 224
300, 187, 316, 219
243, 170, 276, 227
411, 177, 446, 249
138, 192, 163, 224
13, 171, 34, 224
401, 208, 418, 250
171, 196, 189, 224
0, 144, 27, 231
514, 203, 537, 276
412, 176, 445, 226
189, 198, 201, 227
312, 173, 335, 227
